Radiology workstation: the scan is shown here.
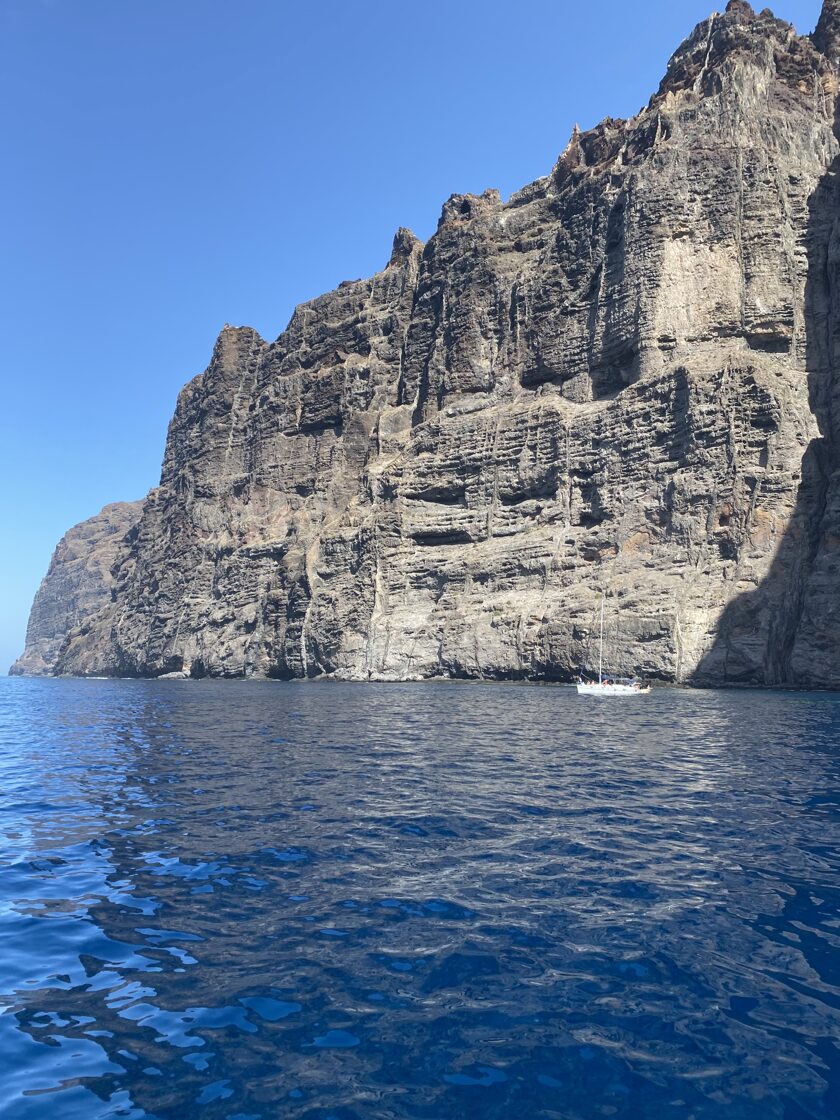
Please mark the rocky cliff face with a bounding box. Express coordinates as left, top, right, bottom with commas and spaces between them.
15, 0, 840, 686
10, 502, 143, 676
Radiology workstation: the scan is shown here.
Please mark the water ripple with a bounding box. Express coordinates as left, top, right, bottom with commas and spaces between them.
0, 678, 839, 1118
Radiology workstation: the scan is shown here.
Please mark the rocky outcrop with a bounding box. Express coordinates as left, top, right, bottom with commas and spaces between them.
813, 0, 840, 62
14, 1, 840, 687
10, 502, 143, 676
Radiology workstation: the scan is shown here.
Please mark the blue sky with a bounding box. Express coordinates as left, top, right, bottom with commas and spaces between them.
0, 0, 824, 672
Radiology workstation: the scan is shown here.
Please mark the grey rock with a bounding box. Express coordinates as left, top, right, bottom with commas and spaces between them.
10, 502, 143, 676
14, 1, 840, 687
813, 0, 840, 62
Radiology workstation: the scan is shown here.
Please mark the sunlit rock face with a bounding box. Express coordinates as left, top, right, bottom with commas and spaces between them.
10, 502, 143, 677
16, 1, 840, 687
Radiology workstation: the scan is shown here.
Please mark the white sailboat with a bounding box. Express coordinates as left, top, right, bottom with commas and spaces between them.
576, 595, 650, 696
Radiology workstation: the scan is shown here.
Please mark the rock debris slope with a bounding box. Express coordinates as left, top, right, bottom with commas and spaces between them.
13, 0, 840, 686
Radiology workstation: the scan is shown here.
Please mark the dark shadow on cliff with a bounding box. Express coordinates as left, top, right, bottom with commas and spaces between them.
692, 136, 840, 688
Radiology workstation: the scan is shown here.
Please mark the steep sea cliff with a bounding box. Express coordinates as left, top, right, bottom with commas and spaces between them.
14, 0, 840, 686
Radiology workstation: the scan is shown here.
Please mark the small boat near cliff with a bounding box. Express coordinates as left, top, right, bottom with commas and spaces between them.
576, 595, 650, 696
576, 676, 650, 696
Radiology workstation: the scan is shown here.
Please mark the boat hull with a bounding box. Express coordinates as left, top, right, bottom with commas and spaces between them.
576, 683, 650, 696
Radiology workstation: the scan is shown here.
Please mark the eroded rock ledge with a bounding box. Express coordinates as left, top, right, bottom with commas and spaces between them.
14, 1, 840, 688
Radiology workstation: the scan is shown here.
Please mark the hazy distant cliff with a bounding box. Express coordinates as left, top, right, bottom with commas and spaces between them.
14, 0, 840, 687
12, 502, 143, 677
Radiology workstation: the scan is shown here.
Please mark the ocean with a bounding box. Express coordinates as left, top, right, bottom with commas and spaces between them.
0, 676, 838, 1119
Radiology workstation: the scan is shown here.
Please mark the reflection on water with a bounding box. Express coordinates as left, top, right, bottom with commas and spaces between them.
0, 677, 839, 1118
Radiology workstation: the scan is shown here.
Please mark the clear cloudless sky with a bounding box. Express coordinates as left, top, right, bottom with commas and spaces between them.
0, 0, 824, 672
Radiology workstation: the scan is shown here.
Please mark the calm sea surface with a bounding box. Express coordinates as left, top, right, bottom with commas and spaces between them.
1, 678, 839, 1119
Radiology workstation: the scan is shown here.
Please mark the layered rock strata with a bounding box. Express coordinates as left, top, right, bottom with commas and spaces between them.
14, 0, 840, 687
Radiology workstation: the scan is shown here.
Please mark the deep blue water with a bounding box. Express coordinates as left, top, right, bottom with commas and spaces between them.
1, 679, 839, 1119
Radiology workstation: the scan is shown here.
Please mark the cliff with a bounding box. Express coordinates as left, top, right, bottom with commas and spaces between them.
14, 0, 840, 687
10, 502, 143, 676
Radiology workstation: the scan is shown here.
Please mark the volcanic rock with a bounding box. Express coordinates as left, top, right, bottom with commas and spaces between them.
14, 1, 840, 688
10, 502, 143, 676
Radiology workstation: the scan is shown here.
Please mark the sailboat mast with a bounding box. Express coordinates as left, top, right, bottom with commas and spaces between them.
598, 595, 604, 684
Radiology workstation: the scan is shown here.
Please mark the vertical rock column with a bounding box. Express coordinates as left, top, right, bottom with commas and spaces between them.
814, 0, 840, 64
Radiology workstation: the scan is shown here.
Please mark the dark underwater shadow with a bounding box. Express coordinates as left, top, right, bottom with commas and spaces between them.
692, 135, 840, 688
